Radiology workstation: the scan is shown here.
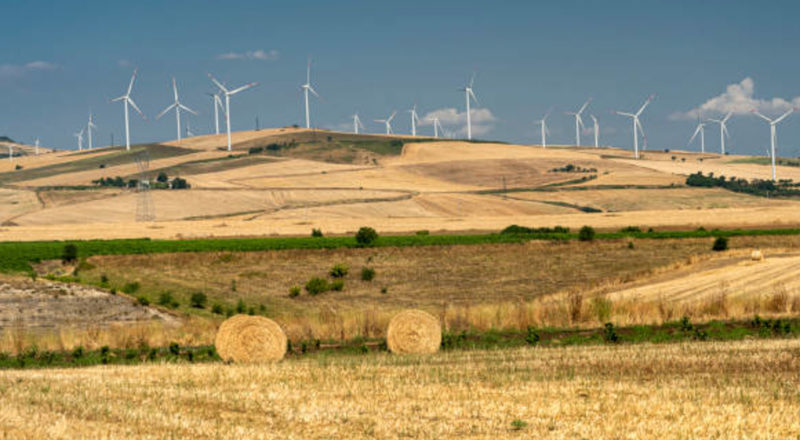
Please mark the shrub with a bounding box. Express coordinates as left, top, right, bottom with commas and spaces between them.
355, 226, 378, 246
330, 279, 345, 291
712, 237, 728, 252
511, 420, 528, 431
72, 346, 84, 358
157, 172, 169, 183
61, 244, 78, 263
100, 274, 109, 286
603, 323, 619, 343
380, 286, 388, 294
211, 303, 224, 315
169, 342, 180, 356
136, 296, 150, 306
578, 226, 595, 242
329, 263, 349, 278
190, 292, 207, 309
122, 282, 141, 294
288, 285, 301, 298
361, 267, 376, 282
306, 277, 330, 295
235, 299, 246, 313
627, 241, 635, 249
416, 230, 429, 236
619, 226, 642, 234
158, 291, 179, 309
525, 327, 540, 345
311, 228, 323, 237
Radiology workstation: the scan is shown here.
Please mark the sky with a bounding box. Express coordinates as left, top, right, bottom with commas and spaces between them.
1, 0, 800, 156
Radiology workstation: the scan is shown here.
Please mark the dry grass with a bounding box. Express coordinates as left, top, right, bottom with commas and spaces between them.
1, 339, 798, 439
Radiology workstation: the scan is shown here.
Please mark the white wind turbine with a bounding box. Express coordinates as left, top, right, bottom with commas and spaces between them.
207, 93, 225, 135
111, 69, 146, 151
87, 112, 97, 150
374, 111, 396, 135
74, 128, 85, 151
459, 75, 479, 140
408, 105, 421, 136
301, 59, 320, 129
352, 113, 365, 134
688, 115, 707, 153
707, 112, 733, 155
534, 110, 551, 148
431, 117, 445, 139
614, 95, 654, 159
6, 144, 11, 161
157, 77, 198, 142
565, 98, 591, 146
208, 73, 259, 152
34, 138, 40, 155
752, 107, 797, 181
590, 114, 599, 148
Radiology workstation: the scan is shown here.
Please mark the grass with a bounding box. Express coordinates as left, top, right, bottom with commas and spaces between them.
1, 338, 798, 438
730, 156, 800, 167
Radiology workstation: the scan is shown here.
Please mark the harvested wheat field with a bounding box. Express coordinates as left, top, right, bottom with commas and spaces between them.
1, 339, 798, 439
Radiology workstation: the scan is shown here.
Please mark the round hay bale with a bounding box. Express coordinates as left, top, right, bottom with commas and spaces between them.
751, 250, 764, 261
215, 315, 287, 363
386, 309, 442, 355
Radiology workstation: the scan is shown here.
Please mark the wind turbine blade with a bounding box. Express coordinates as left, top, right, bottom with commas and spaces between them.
578, 98, 592, 114
688, 125, 701, 145
636, 118, 647, 146
773, 107, 795, 125
577, 115, 585, 129
469, 89, 479, 105
172, 77, 179, 102
722, 112, 733, 123
636, 94, 655, 116
543, 109, 552, 120
615, 111, 635, 117
722, 124, 730, 138
307, 58, 311, 84
388, 111, 396, 122
750, 109, 772, 122
468, 73, 475, 89
110, 95, 126, 102
207, 73, 228, 93
179, 104, 199, 116
128, 98, 146, 119
127, 68, 138, 95
230, 82, 258, 95
157, 103, 176, 120
308, 85, 320, 98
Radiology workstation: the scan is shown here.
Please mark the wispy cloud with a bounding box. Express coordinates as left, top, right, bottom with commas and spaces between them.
419, 107, 497, 137
0, 60, 58, 79
671, 77, 800, 121
217, 49, 279, 61
117, 59, 131, 67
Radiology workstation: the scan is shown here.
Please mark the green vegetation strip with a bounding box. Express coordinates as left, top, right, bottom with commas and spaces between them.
5, 226, 800, 273
2, 315, 797, 370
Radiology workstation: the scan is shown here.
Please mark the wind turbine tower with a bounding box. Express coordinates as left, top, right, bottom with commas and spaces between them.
534, 110, 551, 148
707, 112, 733, 155
207, 93, 224, 135
688, 115, 707, 153
614, 95, 654, 159
590, 114, 599, 148
374, 111, 396, 135
208, 73, 259, 152
301, 59, 320, 129
408, 105, 420, 136
157, 77, 198, 142
566, 99, 591, 146
352, 113, 364, 134
74, 128, 85, 151
459, 75, 479, 140
752, 107, 796, 181
87, 112, 97, 150
111, 69, 146, 151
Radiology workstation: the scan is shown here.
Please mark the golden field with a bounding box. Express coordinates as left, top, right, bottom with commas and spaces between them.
1, 339, 798, 439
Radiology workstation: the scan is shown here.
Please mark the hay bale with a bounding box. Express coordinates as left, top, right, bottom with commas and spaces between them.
751, 250, 764, 261
386, 309, 442, 354
215, 315, 287, 363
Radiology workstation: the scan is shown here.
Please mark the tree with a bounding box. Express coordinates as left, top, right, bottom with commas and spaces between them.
190, 292, 207, 308
578, 226, 595, 242
157, 172, 169, 183
355, 226, 378, 246
62, 244, 78, 264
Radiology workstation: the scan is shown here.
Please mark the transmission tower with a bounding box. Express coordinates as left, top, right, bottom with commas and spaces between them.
134, 151, 155, 222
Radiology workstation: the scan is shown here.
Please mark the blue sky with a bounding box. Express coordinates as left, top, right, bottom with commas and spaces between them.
1, 0, 800, 155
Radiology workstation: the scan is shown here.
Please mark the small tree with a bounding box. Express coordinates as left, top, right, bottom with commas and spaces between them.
62, 244, 78, 264
311, 228, 323, 237
712, 237, 729, 252
190, 292, 207, 308
355, 226, 378, 246
329, 263, 349, 278
361, 267, 376, 282
157, 172, 169, 183
578, 226, 595, 242
305, 277, 330, 295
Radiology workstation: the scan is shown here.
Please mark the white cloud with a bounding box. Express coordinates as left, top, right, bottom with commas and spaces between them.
419, 107, 497, 137
217, 49, 279, 61
0, 60, 58, 79
671, 77, 800, 121
118, 59, 131, 67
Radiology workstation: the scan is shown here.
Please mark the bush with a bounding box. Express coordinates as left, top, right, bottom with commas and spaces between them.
211, 303, 224, 315
156, 172, 169, 183
311, 228, 323, 237
100, 274, 109, 286
330, 279, 345, 291
122, 282, 140, 294
525, 327, 540, 345
578, 226, 595, 242
361, 267, 376, 282
619, 226, 642, 234
329, 263, 349, 278
190, 292, 207, 309
235, 299, 246, 313
158, 291, 179, 309
380, 286, 388, 294
288, 285, 301, 298
136, 296, 150, 306
305, 277, 330, 295
61, 244, 78, 263
416, 230, 429, 236
355, 226, 378, 246
603, 322, 619, 343
712, 237, 728, 252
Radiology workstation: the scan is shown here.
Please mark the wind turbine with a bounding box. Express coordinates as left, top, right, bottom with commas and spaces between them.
408, 105, 421, 136
7, 145, 11, 161
431, 117, 444, 139
374, 111, 396, 135
565, 98, 591, 146
207, 93, 225, 135
614, 95, 654, 159
707, 112, 732, 155
459, 75, 479, 140
34, 138, 40, 155
157, 77, 198, 142
111, 69, 145, 151
752, 107, 797, 181
352, 113, 365, 134
74, 128, 85, 151
688, 115, 707, 153
301, 58, 320, 129
590, 114, 599, 148
208, 73, 259, 152
87, 112, 97, 150
534, 110, 551, 148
